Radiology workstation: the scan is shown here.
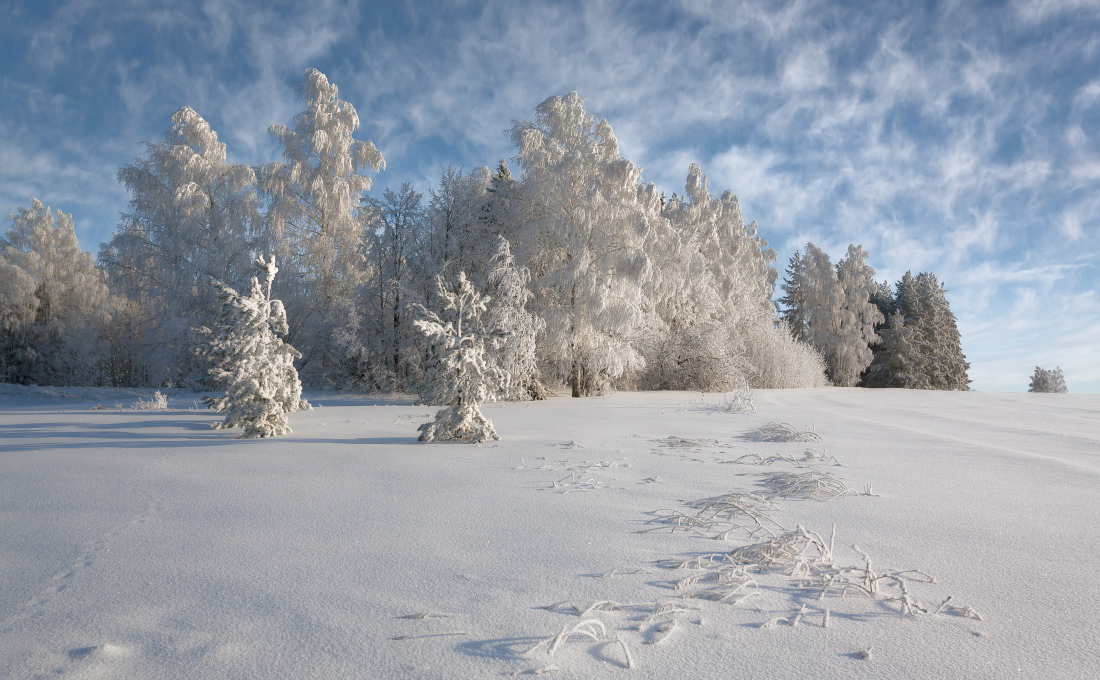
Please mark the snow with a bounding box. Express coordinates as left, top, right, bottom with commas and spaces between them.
1, 387, 1098, 678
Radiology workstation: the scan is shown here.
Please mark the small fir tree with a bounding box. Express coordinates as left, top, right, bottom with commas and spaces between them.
1028, 366, 1067, 393
196, 255, 309, 438
414, 271, 504, 442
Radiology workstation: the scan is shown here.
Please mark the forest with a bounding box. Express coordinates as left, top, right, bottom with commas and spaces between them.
0, 69, 968, 398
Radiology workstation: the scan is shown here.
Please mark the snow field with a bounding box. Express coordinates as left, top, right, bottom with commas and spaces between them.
1, 387, 1098, 678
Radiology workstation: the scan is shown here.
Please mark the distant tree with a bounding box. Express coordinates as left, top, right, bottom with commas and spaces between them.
414, 271, 503, 442
102, 106, 262, 385
0, 199, 109, 385
1028, 366, 1067, 393
196, 255, 309, 438
261, 68, 384, 385
778, 250, 810, 343
831, 245, 884, 386
894, 271, 970, 390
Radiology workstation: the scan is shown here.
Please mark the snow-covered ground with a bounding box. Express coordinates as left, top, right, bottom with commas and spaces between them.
2, 386, 1098, 679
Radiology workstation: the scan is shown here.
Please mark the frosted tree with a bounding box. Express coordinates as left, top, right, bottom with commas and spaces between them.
862, 310, 922, 388
783, 243, 882, 386
645, 164, 779, 390
1028, 366, 1067, 393
425, 166, 494, 287
831, 245, 884, 386
778, 250, 810, 343
261, 68, 385, 385
894, 271, 970, 390
485, 236, 545, 400
510, 92, 651, 396
414, 271, 504, 442
0, 199, 109, 385
102, 106, 261, 386
363, 182, 426, 390
196, 255, 309, 438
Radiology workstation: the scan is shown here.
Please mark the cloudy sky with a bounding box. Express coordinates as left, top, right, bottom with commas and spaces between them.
2, 0, 1097, 392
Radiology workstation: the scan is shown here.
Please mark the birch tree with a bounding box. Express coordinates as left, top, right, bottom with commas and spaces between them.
1, 200, 109, 385
261, 68, 385, 385
509, 92, 651, 396
102, 106, 261, 385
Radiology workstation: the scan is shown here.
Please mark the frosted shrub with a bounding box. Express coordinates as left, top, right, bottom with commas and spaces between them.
195, 256, 309, 438
742, 321, 828, 388
131, 390, 169, 411
415, 271, 504, 443
1028, 366, 1067, 393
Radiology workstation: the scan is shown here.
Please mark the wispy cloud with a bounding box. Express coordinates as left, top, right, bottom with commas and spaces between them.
1, 0, 1097, 391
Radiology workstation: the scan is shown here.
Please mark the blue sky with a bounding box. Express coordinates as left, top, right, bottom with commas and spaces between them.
2, 0, 1098, 392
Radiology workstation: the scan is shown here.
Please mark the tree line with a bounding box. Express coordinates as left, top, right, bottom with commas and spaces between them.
0, 69, 968, 395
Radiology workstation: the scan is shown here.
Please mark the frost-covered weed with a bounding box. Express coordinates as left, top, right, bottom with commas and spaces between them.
744, 422, 823, 443
130, 390, 169, 411
756, 471, 850, 500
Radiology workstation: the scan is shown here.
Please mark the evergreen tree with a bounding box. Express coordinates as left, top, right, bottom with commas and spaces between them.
414, 271, 504, 443
196, 255, 309, 438
1028, 366, 1067, 393
778, 250, 809, 343
895, 271, 970, 390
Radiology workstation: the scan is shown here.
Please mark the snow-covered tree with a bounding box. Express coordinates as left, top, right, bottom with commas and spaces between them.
778, 250, 810, 343
196, 255, 309, 438
0, 199, 109, 385
509, 92, 651, 396
1028, 366, 1067, 393
862, 310, 921, 388
414, 271, 504, 442
261, 68, 385, 385
363, 182, 426, 390
425, 166, 494, 287
485, 236, 545, 400
644, 164, 779, 391
863, 271, 969, 390
894, 271, 970, 390
101, 106, 262, 386
831, 245, 884, 386
782, 243, 882, 387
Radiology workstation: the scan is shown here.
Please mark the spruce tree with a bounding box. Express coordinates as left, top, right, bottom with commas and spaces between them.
196, 256, 310, 438
414, 271, 504, 443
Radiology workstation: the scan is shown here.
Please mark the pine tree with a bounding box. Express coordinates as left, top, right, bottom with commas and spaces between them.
262, 68, 385, 385
485, 236, 545, 400
895, 271, 970, 390
414, 271, 504, 443
1, 199, 110, 385
1028, 366, 1067, 393
862, 310, 923, 388
196, 256, 310, 438
778, 250, 809, 343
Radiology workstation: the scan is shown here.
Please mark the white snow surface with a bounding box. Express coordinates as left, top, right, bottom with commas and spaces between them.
1, 385, 1098, 678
